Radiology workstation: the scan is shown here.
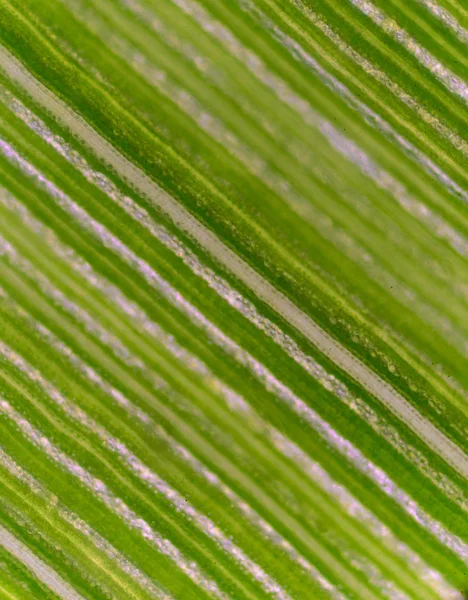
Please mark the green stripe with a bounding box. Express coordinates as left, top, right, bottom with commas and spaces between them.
0, 0, 467, 598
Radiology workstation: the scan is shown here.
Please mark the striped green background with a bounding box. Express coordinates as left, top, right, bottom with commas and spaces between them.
0, 0, 467, 598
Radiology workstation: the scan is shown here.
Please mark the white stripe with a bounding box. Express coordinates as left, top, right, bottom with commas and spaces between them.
1, 183, 464, 511
0, 280, 457, 597
0, 339, 291, 599
1, 237, 466, 561
57, 11, 468, 353
289, 0, 468, 154
0, 45, 465, 479
0, 340, 419, 598
0, 292, 346, 598
0, 525, 85, 600
0, 447, 173, 599
0, 444, 171, 599
417, 0, 468, 43
0, 399, 230, 600
347, 0, 468, 102
239, 0, 468, 206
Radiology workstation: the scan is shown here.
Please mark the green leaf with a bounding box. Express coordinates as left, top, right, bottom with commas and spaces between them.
0, 0, 467, 598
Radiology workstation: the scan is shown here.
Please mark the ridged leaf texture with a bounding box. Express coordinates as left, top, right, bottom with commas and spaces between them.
0, 0, 467, 598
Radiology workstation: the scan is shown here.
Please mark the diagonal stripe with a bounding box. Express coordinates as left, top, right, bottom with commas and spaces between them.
0, 43, 465, 482
0, 525, 85, 600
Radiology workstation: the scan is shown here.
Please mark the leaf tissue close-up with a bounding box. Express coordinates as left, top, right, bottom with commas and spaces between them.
0, 0, 468, 598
